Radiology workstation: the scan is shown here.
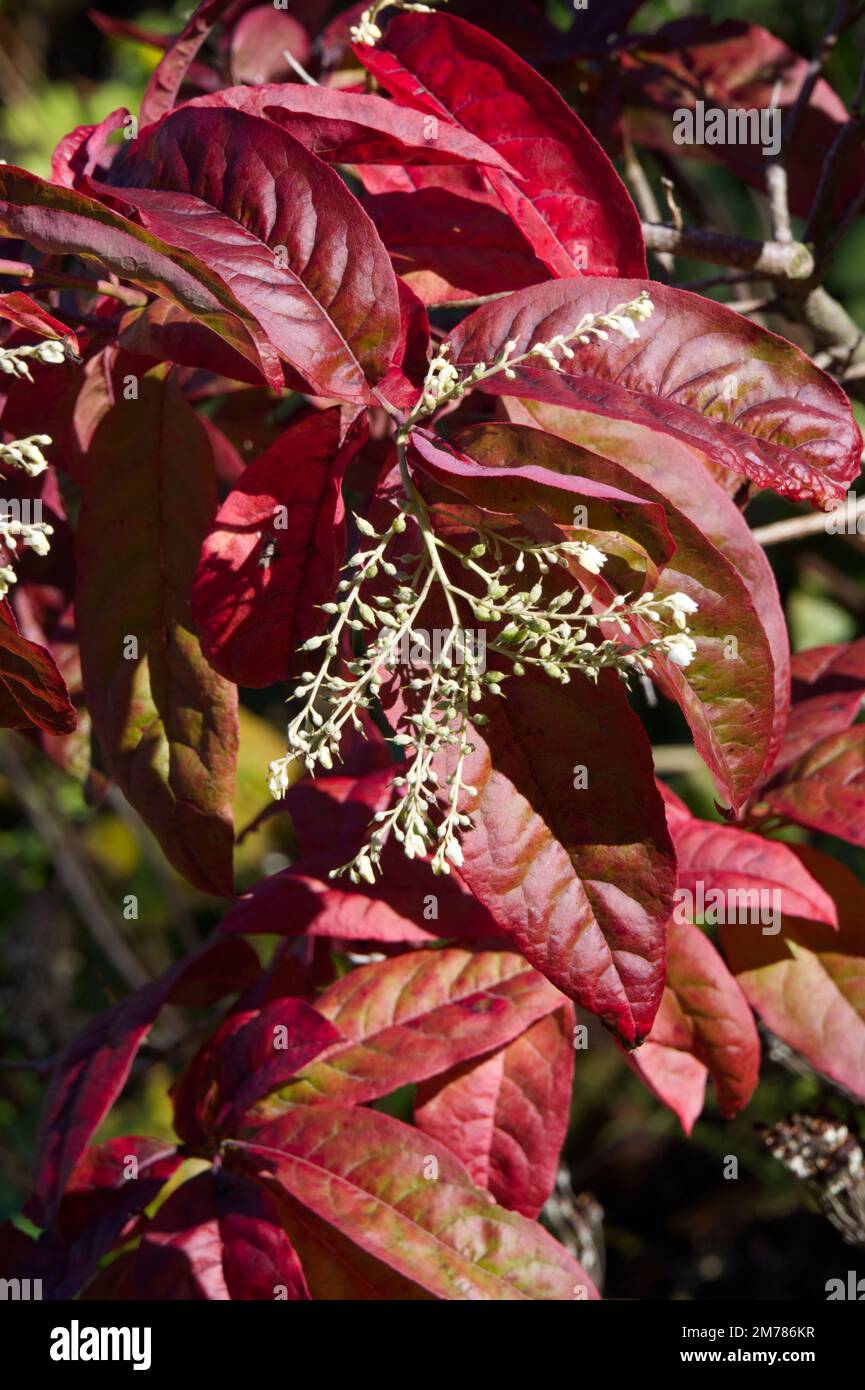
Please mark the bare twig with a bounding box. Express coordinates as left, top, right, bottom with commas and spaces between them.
660, 176, 684, 231
750, 498, 865, 545
623, 135, 674, 275
640, 222, 814, 279
784, 0, 855, 150
765, 161, 794, 244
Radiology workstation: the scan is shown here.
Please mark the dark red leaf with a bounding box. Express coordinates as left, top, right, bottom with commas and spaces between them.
130, 1170, 310, 1300
76, 371, 239, 895
183, 82, 520, 173
434, 671, 675, 1045
354, 12, 646, 278
108, 107, 401, 401
173, 998, 342, 1142
447, 278, 863, 506
0, 164, 283, 388
0, 601, 76, 735
139, 0, 238, 127
364, 187, 549, 305
191, 406, 367, 688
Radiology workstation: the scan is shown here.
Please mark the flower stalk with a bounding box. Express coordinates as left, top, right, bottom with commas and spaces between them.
268, 291, 698, 879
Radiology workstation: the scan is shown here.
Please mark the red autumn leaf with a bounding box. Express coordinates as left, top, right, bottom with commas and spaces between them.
0, 164, 282, 388
51, 108, 128, 190
720, 846, 865, 1103
502, 393, 791, 781
627, 917, 760, 1130
258, 948, 565, 1110
191, 407, 367, 688
432, 671, 675, 1046
172, 998, 343, 1143
219, 849, 497, 944
372, 275, 430, 411
670, 812, 838, 928
766, 638, 865, 779
107, 107, 401, 401
229, 6, 311, 85
118, 299, 268, 388
33, 937, 260, 1223
0, 601, 77, 735
0, 292, 78, 351
221, 767, 499, 943
447, 278, 862, 507
415, 1003, 575, 1217
182, 82, 521, 175
408, 426, 676, 570
622, 19, 865, 223
354, 12, 646, 278
130, 1170, 310, 1300
422, 418, 778, 811
234, 1104, 599, 1299
57, 1136, 181, 1243
76, 371, 239, 896
364, 188, 549, 305
759, 727, 865, 849
624, 1031, 708, 1137
43, 1137, 182, 1299
139, 0, 238, 127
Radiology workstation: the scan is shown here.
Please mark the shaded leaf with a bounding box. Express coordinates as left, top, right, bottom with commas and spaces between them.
172, 998, 342, 1143
0, 601, 76, 735
191, 407, 367, 688
33, 937, 260, 1222
76, 371, 239, 895
130, 1170, 310, 1300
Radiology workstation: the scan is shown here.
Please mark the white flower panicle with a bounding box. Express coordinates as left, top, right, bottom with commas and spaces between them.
0, 340, 66, 598
407, 291, 654, 428
269, 509, 698, 881
0, 337, 66, 381
351, 1, 438, 48
267, 289, 697, 880
0, 434, 52, 477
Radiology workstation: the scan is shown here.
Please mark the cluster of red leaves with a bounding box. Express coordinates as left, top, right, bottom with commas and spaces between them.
1, 0, 864, 1300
